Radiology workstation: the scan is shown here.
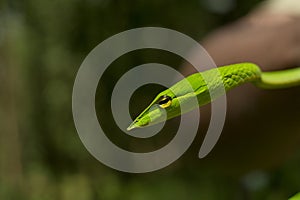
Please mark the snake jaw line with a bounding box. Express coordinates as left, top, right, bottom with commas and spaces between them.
127, 123, 140, 131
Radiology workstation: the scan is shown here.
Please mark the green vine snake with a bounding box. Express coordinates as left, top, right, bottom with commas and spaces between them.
127, 63, 300, 131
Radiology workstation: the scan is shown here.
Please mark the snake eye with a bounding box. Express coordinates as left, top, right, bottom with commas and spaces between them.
158, 95, 172, 109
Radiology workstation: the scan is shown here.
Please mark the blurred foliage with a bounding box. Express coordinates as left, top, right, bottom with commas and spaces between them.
1, 0, 300, 199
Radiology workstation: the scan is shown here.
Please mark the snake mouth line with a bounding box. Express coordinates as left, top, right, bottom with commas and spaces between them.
126, 123, 139, 131
127, 119, 149, 131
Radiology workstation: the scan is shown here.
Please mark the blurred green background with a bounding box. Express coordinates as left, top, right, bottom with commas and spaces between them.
1, 0, 300, 199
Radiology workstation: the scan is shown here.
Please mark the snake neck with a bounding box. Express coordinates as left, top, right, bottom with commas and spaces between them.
215, 62, 300, 90
181, 63, 261, 107
174, 63, 300, 109
213, 63, 262, 91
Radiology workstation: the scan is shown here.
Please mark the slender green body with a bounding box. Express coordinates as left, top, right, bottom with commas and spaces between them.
127, 63, 300, 130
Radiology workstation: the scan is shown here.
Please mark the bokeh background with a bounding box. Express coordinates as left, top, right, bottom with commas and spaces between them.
1, 0, 300, 199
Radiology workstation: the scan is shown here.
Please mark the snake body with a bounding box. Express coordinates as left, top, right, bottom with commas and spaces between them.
127, 63, 300, 130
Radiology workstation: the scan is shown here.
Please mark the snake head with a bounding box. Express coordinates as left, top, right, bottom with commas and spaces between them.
127, 90, 181, 131
127, 89, 203, 131
127, 73, 210, 131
